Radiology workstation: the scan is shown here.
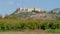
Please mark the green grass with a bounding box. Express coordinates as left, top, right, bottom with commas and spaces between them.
0, 18, 60, 34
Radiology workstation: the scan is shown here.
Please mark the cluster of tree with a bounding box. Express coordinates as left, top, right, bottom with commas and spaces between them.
32, 10, 46, 13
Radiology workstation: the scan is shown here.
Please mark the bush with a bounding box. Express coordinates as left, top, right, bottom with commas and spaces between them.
40, 23, 49, 30
14, 23, 25, 30
26, 22, 38, 30
0, 22, 9, 31
49, 22, 60, 29
32, 10, 40, 13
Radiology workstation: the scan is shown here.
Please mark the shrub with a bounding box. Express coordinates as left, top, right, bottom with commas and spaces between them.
26, 22, 38, 30
14, 23, 25, 30
40, 23, 49, 30
6, 24, 15, 30
0, 22, 8, 31
49, 22, 60, 29
32, 10, 40, 13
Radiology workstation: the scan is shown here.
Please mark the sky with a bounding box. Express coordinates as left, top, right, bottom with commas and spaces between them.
0, 0, 60, 16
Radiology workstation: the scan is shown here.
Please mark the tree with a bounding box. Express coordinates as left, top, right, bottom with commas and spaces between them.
50, 11, 53, 13
44, 11, 46, 13
32, 10, 40, 13
59, 12, 60, 14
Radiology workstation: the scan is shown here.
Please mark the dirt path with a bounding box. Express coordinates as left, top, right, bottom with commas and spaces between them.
0, 31, 60, 34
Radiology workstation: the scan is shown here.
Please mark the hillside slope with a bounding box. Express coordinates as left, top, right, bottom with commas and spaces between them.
9, 8, 60, 20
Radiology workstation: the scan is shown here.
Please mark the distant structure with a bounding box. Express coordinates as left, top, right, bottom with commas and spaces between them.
15, 8, 44, 14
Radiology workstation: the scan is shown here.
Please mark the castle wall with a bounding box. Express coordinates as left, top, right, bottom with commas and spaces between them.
15, 8, 44, 14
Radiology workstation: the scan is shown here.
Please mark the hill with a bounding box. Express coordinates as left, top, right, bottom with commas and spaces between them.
49, 8, 60, 14
6, 8, 60, 20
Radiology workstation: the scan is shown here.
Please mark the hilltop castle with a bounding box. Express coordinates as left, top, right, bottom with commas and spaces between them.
14, 8, 44, 14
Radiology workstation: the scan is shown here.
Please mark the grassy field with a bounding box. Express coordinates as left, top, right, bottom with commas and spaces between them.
0, 18, 60, 34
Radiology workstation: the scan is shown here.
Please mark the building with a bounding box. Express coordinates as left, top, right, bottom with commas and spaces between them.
15, 8, 44, 14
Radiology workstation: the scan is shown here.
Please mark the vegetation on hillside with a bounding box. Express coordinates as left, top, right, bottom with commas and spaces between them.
32, 10, 40, 13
